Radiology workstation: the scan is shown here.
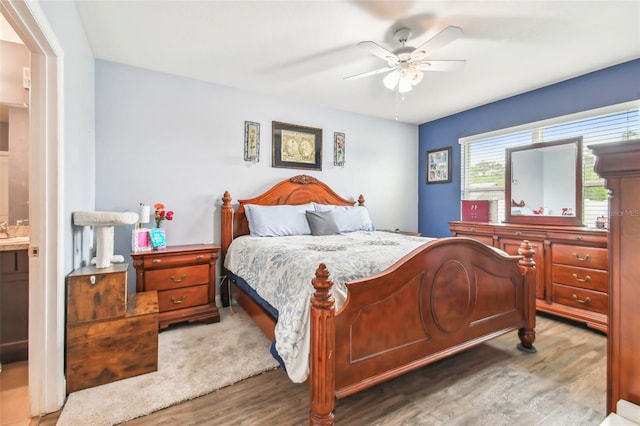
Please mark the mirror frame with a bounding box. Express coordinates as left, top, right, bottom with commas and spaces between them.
505, 137, 583, 227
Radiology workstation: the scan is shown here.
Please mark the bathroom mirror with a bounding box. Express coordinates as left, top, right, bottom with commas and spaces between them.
505, 137, 583, 226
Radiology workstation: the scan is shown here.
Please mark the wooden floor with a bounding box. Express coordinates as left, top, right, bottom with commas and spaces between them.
37, 313, 606, 426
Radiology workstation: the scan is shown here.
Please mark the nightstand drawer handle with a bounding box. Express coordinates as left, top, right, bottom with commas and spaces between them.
572, 253, 591, 262
152, 259, 162, 263
572, 273, 591, 283
572, 294, 591, 304
170, 273, 187, 283
196, 255, 204, 260
170, 295, 187, 304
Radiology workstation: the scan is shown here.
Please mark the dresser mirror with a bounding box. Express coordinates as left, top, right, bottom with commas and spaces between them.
505, 137, 583, 226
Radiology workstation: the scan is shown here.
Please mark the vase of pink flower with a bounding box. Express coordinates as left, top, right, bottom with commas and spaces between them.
154, 203, 174, 228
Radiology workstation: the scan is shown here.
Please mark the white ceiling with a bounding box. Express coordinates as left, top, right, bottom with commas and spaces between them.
74, 0, 640, 125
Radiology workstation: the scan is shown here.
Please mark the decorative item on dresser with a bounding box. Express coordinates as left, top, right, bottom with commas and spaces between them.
66, 263, 159, 393
461, 200, 497, 222
131, 244, 221, 329
449, 221, 608, 333
590, 139, 640, 414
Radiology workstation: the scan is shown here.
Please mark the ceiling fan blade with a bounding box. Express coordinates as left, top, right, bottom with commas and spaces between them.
411, 26, 463, 60
357, 41, 398, 64
344, 66, 394, 80
415, 60, 466, 72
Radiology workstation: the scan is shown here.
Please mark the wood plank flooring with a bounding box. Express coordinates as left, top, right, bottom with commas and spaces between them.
37, 313, 606, 426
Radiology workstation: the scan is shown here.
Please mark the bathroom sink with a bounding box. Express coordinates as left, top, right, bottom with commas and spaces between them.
0, 236, 30, 250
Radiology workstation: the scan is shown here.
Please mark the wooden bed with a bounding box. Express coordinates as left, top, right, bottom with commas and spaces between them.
220, 175, 537, 425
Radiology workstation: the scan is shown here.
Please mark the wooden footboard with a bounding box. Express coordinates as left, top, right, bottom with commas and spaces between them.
310, 238, 536, 425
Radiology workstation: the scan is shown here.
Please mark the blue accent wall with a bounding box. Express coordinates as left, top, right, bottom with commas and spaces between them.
418, 59, 640, 237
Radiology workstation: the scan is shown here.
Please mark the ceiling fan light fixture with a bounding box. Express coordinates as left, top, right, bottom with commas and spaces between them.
383, 70, 400, 90
409, 69, 424, 85
398, 76, 413, 93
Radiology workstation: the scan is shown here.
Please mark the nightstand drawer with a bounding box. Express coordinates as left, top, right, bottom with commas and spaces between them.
145, 264, 209, 291
142, 252, 212, 268
157, 285, 209, 312
552, 283, 608, 315
552, 244, 608, 269
552, 264, 608, 292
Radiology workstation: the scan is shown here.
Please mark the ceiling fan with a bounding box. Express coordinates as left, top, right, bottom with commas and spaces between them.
346, 26, 465, 93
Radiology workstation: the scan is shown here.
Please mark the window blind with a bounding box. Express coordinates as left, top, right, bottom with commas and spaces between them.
460, 104, 640, 227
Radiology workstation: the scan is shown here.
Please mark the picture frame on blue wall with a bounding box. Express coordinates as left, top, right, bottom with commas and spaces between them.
426, 146, 452, 184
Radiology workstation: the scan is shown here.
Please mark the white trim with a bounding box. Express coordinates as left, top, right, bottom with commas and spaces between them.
1, 0, 65, 416
459, 100, 640, 145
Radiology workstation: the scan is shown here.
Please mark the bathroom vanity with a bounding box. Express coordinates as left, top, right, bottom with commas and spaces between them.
0, 240, 29, 363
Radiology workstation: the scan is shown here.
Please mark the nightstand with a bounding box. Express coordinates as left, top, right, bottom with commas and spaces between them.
131, 244, 221, 329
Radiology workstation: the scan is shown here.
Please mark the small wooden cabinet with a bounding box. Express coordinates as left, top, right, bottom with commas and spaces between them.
66, 264, 159, 393
449, 221, 608, 332
131, 244, 221, 329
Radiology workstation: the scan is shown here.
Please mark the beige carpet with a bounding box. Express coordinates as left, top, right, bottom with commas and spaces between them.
57, 305, 279, 426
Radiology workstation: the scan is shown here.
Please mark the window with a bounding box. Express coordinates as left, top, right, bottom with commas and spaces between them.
460, 102, 640, 227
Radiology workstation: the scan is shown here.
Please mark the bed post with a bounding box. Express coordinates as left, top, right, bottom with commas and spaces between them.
310, 264, 336, 426
220, 191, 233, 307
517, 240, 537, 353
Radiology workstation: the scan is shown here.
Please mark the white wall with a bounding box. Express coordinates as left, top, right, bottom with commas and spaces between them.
95, 60, 418, 290
39, 0, 96, 270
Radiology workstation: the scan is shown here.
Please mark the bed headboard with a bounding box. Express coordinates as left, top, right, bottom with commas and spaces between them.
220, 174, 365, 268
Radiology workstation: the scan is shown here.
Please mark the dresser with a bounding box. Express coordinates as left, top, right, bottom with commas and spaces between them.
591, 139, 640, 414
449, 221, 608, 332
131, 244, 220, 329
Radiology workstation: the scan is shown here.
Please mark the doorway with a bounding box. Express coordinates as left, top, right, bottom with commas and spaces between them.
0, 1, 64, 418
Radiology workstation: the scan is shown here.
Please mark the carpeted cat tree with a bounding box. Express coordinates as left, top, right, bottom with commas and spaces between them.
73, 211, 138, 268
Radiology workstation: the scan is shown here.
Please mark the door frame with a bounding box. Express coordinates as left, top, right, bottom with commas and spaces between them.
1, 0, 65, 415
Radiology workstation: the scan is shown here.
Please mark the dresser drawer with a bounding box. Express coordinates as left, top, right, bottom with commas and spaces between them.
495, 228, 547, 240
145, 264, 209, 291
552, 244, 608, 269
552, 264, 608, 292
142, 252, 212, 268
157, 285, 209, 312
552, 283, 608, 315
546, 230, 607, 244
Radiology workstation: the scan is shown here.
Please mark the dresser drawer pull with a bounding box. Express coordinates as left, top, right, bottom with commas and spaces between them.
515, 231, 522, 236
572, 273, 591, 283
572, 294, 591, 304
572, 253, 591, 262
170, 273, 187, 283
196, 255, 204, 260
170, 295, 187, 304
576, 236, 583, 241
152, 259, 162, 263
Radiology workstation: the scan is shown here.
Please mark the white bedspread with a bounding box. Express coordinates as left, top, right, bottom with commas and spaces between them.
224, 231, 432, 382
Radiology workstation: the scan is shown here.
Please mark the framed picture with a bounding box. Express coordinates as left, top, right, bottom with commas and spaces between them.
426, 146, 452, 184
244, 121, 260, 162
334, 132, 345, 166
272, 121, 322, 170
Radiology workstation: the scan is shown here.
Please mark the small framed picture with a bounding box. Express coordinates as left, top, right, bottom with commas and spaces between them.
334, 132, 345, 166
132, 228, 152, 252
244, 121, 260, 162
272, 121, 322, 171
426, 146, 452, 184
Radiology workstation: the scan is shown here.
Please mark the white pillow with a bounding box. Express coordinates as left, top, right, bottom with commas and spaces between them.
244, 203, 314, 237
313, 203, 374, 232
